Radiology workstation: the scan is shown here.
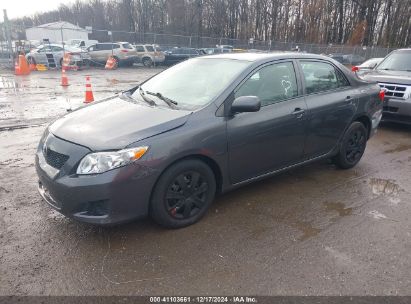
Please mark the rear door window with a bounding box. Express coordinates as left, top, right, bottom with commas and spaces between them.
145, 45, 154, 52
97, 44, 111, 51
135, 45, 145, 52
300, 61, 349, 94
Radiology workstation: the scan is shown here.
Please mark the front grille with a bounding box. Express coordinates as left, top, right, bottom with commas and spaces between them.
379, 83, 411, 100
44, 148, 69, 169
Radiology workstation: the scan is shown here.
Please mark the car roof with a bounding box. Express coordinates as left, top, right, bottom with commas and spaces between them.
38, 43, 63, 47
200, 52, 331, 62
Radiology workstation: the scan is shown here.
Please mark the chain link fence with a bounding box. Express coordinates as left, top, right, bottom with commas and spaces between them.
0, 25, 396, 69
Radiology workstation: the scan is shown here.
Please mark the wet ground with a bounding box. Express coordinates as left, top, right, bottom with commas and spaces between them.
0, 68, 410, 296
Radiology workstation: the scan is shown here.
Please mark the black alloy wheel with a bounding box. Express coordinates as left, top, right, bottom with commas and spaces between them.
333, 121, 368, 169
150, 159, 216, 228
166, 171, 209, 219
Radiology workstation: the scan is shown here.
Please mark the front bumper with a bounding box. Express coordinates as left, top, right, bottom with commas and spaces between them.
382, 98, 411, 124
35, 133, 158, 225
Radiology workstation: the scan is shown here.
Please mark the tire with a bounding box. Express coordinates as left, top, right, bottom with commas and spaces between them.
142, 57, 153, 67
27, 56, 36, 64
150, 159, 216, 228
333, 121, 368, 169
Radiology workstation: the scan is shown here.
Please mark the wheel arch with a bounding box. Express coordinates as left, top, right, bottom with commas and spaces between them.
149, 154, 223, 207
353, 114, 371, 139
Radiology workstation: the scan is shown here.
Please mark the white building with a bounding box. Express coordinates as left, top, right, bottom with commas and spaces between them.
25, 21, 88, 43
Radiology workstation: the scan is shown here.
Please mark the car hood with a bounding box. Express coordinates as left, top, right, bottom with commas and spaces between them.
49, 97, 192, 151
362, 70, 411, 85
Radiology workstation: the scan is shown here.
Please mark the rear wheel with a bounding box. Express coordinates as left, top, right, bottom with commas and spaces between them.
333, 121, 368, 169
142, 57, 153, 67
150, 159, 216, 228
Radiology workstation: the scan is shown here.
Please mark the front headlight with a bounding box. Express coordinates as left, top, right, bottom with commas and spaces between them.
76, 146, 148, 175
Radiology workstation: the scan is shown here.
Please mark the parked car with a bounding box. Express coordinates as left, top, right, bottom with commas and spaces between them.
133, 44, 165, 66
164, 47, 200, 65
216, 44, 234, 51
328, 53, 365, 66
26, 44, 91, 68
67, 39, 98, 49
198, 48, 231, 55
35, 53, 383, 228
362, 49, 411, 124
87, 42, 138, 67
357, 58, 384, 70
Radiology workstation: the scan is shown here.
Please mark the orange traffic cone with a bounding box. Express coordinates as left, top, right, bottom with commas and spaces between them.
18, 55, 30, 75
105, 56, 117, 70
84, 76, 94, 103
61, 69, 69, 87
14, 60, 22, 75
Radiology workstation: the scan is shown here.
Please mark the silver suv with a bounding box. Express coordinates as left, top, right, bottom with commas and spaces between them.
87, 42, 138, 66
134, 44, 165, 66
362, 49, 411, 125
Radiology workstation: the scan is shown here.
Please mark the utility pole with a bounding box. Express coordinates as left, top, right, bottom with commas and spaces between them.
3, 9, 13, 68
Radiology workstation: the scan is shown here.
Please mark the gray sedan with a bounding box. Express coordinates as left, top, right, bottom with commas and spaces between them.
35, 53, 383, 228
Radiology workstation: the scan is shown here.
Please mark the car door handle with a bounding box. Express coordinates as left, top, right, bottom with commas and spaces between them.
292, 108, 305, 119
345, 96, 355, 105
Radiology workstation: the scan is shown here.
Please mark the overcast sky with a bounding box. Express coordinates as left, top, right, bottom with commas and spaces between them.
2, 0, 75, 20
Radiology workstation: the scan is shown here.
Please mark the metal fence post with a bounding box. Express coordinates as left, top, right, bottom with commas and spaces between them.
3, 9, 13, 68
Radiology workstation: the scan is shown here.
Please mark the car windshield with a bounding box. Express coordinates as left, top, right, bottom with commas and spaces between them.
133, 58, 249, 110
377, 51, 411, 71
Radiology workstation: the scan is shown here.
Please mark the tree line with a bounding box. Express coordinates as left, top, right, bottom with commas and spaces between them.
5, 0, 411, 47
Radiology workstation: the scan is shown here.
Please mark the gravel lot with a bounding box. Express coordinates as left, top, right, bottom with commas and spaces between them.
0, 67, 410, 296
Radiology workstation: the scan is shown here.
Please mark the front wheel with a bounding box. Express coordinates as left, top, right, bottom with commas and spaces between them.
333, 121, 368, 169
150, 159, 216, 228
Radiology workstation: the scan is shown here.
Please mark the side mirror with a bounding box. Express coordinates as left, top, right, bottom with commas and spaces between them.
231, 96, 261, 114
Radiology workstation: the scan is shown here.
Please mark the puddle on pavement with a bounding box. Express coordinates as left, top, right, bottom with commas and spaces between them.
268, 208, 323, 241
293, 220, 322, 241
323, 201, 353, 217
370, 178, 401, 196
384, 144, 411, 154
0, 76, 43, 93
368, 210, 388, 220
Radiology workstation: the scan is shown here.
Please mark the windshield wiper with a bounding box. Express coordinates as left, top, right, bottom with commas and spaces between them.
145, 91, 178, 109
137, 87, 157, 106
